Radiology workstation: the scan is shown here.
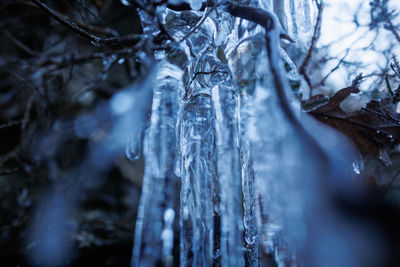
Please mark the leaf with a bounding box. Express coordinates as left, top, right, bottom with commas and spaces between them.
310, 96, 400, 164
312, 86, 360, 113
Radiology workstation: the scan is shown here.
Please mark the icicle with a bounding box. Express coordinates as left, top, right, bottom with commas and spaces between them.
131, 62, 182, 266
177, 80, 216, 266
287, 0, 298, 38
173, 10, 230, 267
177, 50, 221, 265
212, 83, 244, 267
238, 95, 259, 267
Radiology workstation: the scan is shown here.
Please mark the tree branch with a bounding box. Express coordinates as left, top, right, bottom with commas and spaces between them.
30, 0, 144, 46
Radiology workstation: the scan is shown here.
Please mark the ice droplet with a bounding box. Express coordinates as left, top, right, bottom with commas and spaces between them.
352, 162, 361, 175
125, 135, 141, 161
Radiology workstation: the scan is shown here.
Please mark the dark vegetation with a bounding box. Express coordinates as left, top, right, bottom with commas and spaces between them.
0, 1, 146, 265
0, 0, 400, 266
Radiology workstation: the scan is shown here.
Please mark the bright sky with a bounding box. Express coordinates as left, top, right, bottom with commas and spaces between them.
318, 0, 400, 95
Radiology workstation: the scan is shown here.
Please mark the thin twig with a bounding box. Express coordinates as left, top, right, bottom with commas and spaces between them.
38, 48, 137, 70
387, 21, 400, 45
0, 120, 23, 130
2, 30, 38, 57
1, 69, 43, 96
180, 5, 217, 42
0, 168, 20, 176
184, 69, 229, 100
361, 107, 400, 125
300, 0, 324, 95
317, 49, 350, 86
313, 113, 385, 134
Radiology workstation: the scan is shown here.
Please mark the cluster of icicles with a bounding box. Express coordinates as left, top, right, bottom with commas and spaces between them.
128, 1, 379, 267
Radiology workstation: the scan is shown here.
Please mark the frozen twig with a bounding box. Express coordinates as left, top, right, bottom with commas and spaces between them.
300, 0, 324, 95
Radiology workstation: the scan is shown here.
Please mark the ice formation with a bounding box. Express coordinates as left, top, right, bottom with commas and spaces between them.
130, 1, 379, 266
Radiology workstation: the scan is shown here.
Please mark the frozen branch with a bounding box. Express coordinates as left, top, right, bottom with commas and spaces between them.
31, 0, 144, 46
